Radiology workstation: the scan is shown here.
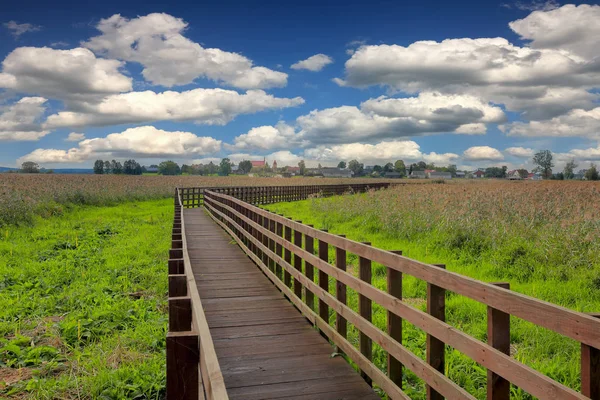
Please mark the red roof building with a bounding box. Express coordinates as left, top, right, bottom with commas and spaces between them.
251, 160, 266, 168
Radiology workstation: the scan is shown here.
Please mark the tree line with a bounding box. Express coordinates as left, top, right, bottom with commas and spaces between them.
93, 160, 143, 175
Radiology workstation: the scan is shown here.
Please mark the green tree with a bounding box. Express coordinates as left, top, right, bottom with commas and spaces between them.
20, 161, 40, 173
123, 159, 142, 175
348, 159, 364, 176
563, 159, 578, 180
383, 162, 394, 173
104, 160, 111, 174
298, 160, 306, 175
158, 160, 181, 175
373, 165, 383, 173
93, 160, 104, 174
532, 150, 554, 179
585, 164, 599, 181
238, 160, 253, 174
518, 169, 529, 179
337, 161, 346, 169
111, 160, 123, 174
218, 158, 232, 176
394, 160, 406, 176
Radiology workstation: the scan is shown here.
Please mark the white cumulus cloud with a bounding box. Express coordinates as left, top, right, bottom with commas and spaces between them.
463, 146, 504, 161
291, 54, 334, 71
505, 147, 535, 158
3, 21, 42, 38
226, 122, 302, 151
0, 47, 132, 101
84, 13, 287, 89
43, 88, 304, 129
18, 126, 221, 164
502, 107, 600, 139
66, 132, 86, 142
0, 97, 50, 141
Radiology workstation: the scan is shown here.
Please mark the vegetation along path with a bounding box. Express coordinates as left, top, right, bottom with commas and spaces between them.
0, 199, 172, 399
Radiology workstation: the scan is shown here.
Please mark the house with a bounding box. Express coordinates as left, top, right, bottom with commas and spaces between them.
384, 172, 403, 179
455, 171, 465, 178
508, 170, 522, 180
409, 171, 426, 179
428, 171, 452, 179
251, 160, 266, 169
320, 167, 353, 178
473, 170, 485, 179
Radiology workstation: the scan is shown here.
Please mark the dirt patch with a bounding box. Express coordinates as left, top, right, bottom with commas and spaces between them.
0, 367, 33, 386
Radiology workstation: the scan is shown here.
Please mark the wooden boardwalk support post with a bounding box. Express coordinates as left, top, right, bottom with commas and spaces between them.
318, 230, 330, 330
427, 263, 446, 400
305, 224, 315, 311
168, 275, 187, 297
167, 296, 198, 400
487, 282, 510, 400
387, 250, 403, 389
294, 221, 303, 299
359, 241, 373, 386
582, 313, 600, 400
336, 234, 347, 351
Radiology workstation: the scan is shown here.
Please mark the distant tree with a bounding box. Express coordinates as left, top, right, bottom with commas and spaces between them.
104, 160, 111, 174
206, 161, 218, 175
425, 162, 436, 170
552, 172, 564, 180
337, 161, 346, 169
348, 159, 364, 176
502, 165, 508, 178
93, 160, 104, 174
158, 160, 181, 175
517, 169, 529, 179
218, 158, 232, 176
318, 163, 323, 169
563, 159, 578, 180
394, 160, 406, 176
383, 163, 394, 173
298, 160, 306, 175
447, 164, 457, 176
484, 167, 505, 178
110, 160, 123, 174
123, 159, 142, 175
373, 165, 383, 173
180, 164, 192, 175
45, 169, 54, 174
532, 150, 554, 179
238, 160, 253, 174
417, 161, 427, 170
585, 164, 599, 181
20, 161, 40, 173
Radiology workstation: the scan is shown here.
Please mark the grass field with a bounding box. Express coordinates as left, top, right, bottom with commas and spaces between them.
265, 180, 600, 399
0, 174, 393, 228
0, 199, 173, 399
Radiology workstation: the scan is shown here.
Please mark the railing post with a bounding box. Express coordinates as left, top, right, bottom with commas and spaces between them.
582, 313, 600, 400
294, 221, 303, 299
305, 224, 315, 311
275, 214, 284, 280
359, 241, 372, 386
487, 282, 510, 400
427, 263, 446, 400
318, 230, 330, 333
284, 220, 293, 288
268, 217, 276, 273
335, 235, 347, 353
387, 250, 403, 389
262, 213, 270, 269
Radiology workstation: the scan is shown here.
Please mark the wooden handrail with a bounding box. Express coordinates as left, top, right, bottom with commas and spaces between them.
206, 189, 600, 349
169, 189, 229, 400
204, 189, 599, 400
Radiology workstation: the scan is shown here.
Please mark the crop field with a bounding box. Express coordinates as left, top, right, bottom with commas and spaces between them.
265, 180, 600, 399
0, 174, 393, 228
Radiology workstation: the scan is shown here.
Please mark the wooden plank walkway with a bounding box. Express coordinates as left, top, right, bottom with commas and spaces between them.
184, 208, 380, 400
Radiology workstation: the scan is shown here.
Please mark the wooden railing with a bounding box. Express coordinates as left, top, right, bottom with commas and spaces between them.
202, 189, 600, 400
179, 182, 393, 207
166, 189, 228, 400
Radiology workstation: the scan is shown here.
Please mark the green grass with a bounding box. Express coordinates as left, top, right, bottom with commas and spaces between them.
0, 199, 171, 399
265, 193, 599, 400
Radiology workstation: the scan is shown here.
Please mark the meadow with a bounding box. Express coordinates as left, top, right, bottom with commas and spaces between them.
265, 180, 600, 399
0, 174, 390, 228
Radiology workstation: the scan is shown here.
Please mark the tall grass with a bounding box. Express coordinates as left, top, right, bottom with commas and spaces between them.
265, 180, 600, 399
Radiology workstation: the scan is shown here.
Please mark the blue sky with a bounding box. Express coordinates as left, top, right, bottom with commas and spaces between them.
1, 0, 599, 170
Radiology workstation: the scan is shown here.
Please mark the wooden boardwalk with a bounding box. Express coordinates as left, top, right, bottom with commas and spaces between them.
184, 208, 380, 400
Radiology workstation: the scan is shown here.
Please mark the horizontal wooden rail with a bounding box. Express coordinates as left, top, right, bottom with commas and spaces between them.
167, 189, 229, 400
178, 183, 394, 208
203, 189, 600, 400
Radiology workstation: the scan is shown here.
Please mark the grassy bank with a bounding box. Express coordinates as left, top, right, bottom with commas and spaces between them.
0, 198, 173, 399
265, 181, 600, 399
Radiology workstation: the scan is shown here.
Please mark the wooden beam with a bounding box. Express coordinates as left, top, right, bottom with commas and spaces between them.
166, 331, 199, 400
582, 313, 600, 400
427, 264, 446, 400
359, 242, 373, 386
387, 250, 403, 390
